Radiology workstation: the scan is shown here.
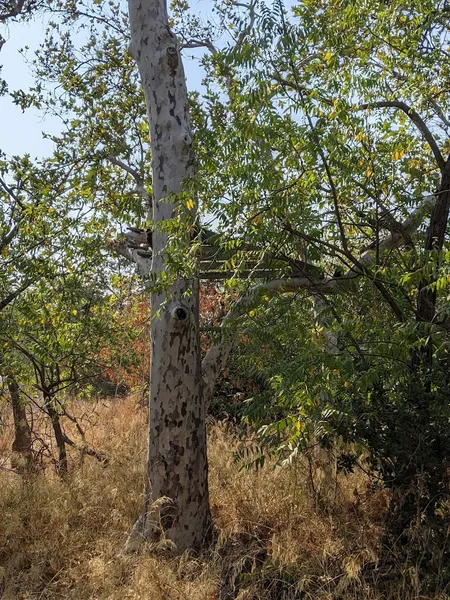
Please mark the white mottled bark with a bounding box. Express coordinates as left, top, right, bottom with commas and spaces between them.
127, 0, 211, 551
120, 7, 436, 547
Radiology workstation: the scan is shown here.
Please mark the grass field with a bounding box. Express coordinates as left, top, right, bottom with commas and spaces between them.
0, 395, 446, 599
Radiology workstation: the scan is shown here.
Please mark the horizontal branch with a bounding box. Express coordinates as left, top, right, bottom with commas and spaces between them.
180, 39, 218, 54
202, 192, 437, 401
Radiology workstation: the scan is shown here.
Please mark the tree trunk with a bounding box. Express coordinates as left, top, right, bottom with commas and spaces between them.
8, 376, 33, 473
127, 0, 212, 551
382, 158, 450, 567
44, 393, 68, 476
416, 157, 450, 330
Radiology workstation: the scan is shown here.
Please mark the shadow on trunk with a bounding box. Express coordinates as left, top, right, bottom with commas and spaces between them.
7, 375, 34, 474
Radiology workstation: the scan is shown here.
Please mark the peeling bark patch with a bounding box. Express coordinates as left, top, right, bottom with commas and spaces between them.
169, 332, 181, 356
168, 90, 175, 104
166, 46, 179, 76
157, 154, 165, 180
168, 441, 184, 466
155, 94, 161, 114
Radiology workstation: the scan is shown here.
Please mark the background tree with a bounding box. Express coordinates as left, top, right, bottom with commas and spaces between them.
183, 0, 450, 575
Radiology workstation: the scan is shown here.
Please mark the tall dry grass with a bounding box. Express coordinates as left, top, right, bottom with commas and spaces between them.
0, 397, 447, 599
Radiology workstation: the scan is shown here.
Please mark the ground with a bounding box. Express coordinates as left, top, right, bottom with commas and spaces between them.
0, 395, 445, 599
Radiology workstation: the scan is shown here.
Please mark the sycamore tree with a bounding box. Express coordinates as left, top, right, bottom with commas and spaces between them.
9, 0, 450, 575
124, 0, 213, 550
16, 0, 215, 550
123, 0, 450, 563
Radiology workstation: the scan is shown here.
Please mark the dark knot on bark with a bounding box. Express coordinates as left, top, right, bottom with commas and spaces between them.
171, 305, 189, 325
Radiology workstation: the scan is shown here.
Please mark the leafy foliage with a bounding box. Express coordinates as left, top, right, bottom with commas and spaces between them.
2, 0, 450, 584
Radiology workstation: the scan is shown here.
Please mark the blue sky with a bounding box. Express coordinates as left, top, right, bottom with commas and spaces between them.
0, 6, 211, 160
1, 18, 59, 157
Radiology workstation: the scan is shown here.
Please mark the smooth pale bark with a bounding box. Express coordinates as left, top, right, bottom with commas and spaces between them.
126, 0, 211, 551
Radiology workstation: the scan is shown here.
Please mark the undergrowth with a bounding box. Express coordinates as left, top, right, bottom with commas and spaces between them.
0, 396, 447, 599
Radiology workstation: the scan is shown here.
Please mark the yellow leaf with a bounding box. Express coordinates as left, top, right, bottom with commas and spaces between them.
392, 149, 405, 161
186, 198, 195, 210
72, 309, 78, 316
249, 309, 255, 317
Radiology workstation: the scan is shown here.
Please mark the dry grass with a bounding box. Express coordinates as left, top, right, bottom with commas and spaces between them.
0, 397, 447, 599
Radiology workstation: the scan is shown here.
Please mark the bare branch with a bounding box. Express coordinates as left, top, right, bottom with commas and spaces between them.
180, 39, 218, 54
106, 155, 152, 207
62, 432, 109, 465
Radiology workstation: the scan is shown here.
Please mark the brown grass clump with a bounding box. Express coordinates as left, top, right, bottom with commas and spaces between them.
0, 397, 447, 599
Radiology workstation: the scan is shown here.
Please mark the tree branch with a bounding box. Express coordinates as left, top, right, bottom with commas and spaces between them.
0, 221, 21, 253
430, 100, 450, 129
0, 280, 32, 311
202, 192, 438, 402
109, 240, 152, 276
358, 101, 446, 172
106, 155, 152, 207
180, 39, 218, 54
